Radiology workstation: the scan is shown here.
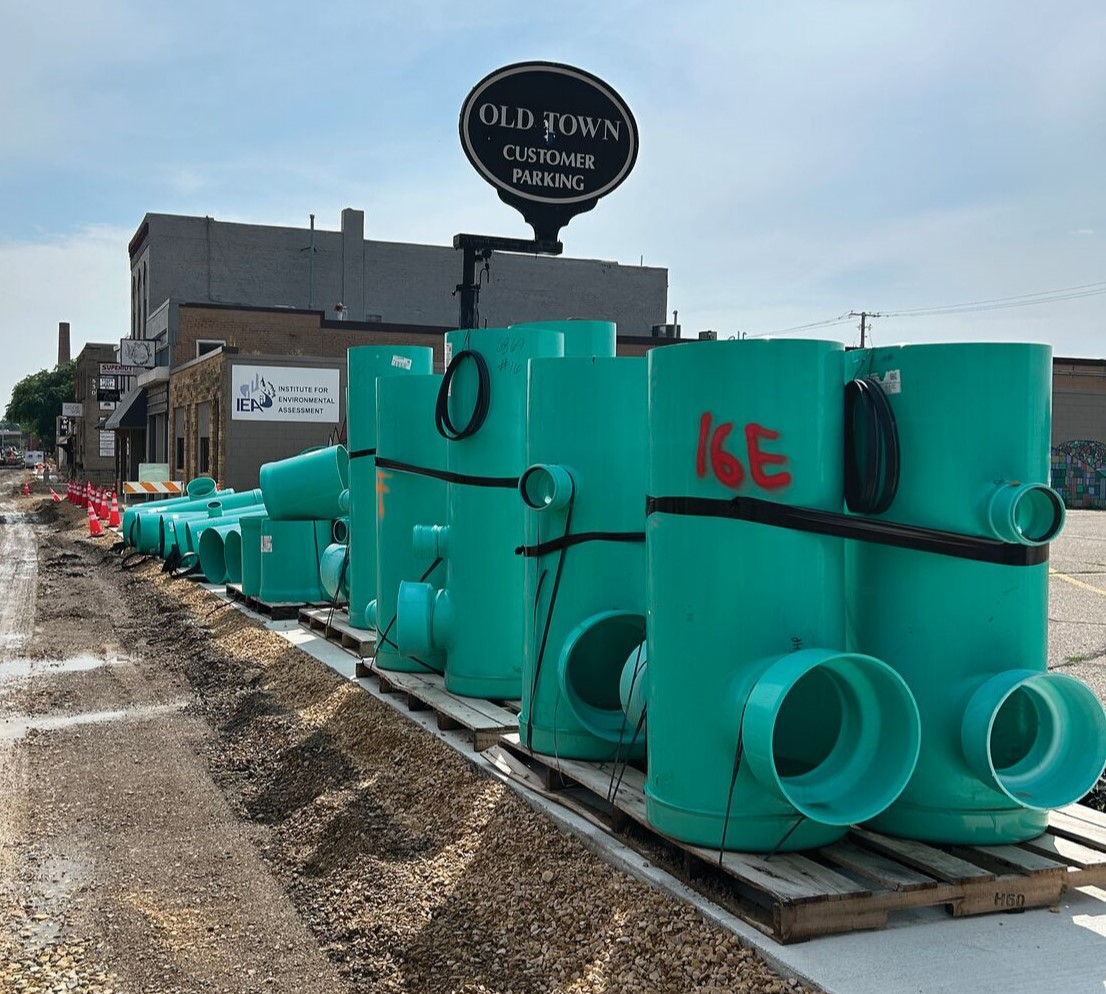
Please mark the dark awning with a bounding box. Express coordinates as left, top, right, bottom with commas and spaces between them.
104, 387, 147, 430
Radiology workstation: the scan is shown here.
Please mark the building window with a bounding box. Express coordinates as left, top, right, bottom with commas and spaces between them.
199, 437, 210, 474
176, 437, 185, 472
196, 339, 226, 357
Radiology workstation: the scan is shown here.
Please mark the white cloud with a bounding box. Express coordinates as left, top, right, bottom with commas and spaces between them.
0, 226, 130, 413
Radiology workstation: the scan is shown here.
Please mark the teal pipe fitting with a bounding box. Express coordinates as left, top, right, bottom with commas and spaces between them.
741, 649, 921, 827
519, 357, 649, 759
396, 583, 454, 657
260, 445, 349, 521
374, 375, 448, 672
644, 339, 920, 852
183, 503, 266, 555
508, 320, 617, 359
320, 542, 350, 603
239, 516, 265, 597
848, 342, 1106, 843
258, 518, 332, 603
339, 488, 350, 515
961, 669, 1106, 810
987, 481, 1064, 546
207, 501, 223, 518
346, 346, 434, 629
519, 463, 574, 512
187, 477, 217, 497
223, 528, 243, 585
411, 524, 450, 560
333, 517, 350, 544
412, 325, 564, 699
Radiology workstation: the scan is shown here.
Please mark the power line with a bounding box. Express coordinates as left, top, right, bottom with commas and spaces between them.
879, 280, 1106, 318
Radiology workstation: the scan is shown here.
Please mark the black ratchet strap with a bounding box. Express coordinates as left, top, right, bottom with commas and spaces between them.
375, 456, 518, 490
645, 494, 1049, 567
348, 447, 377, 460
515, 531, 645, 558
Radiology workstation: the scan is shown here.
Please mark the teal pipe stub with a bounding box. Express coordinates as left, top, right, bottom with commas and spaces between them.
365, 598, 378, 629
396, 582, 453, 657
962, 669, 1106, 810
555, 611, 646, 743
260, 445, 349, 520
987, 482, 1065, 546
520, 463, 575, 512
412, 524, 449, 561
333, 517, 350, 544
741, 649, 921, 827
186, 477, 217, 497
320, 542, 350, 602
207, 501, 223, 518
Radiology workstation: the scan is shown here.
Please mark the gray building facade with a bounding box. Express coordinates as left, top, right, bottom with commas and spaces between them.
128, 208, 668, 346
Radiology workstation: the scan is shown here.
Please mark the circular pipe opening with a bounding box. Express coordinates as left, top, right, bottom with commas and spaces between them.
224, 530, 243, 584
558, 612, 647, 742
333, 517, 350, 544
520, 463, 574, 511
186, 477, 216, 498
198, 528, 227, 584
743, 650, 921, 826
964, 671, 1106, 810
988, 483, 1064, 545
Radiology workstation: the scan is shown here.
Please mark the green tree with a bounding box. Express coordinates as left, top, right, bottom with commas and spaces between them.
5, 362, 76, 450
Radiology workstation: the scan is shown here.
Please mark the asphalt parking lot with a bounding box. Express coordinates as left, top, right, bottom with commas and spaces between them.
1048, 510, 1106, 701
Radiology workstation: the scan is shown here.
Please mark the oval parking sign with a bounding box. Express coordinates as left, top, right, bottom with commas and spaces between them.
459, 61, 639, 241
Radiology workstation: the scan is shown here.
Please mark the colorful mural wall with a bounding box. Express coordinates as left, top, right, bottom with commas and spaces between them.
1052, 440, 1106, 510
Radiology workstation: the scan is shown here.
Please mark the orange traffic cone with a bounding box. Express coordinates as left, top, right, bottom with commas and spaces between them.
21, 482, 30, 497
87, 504, 104, 537
108, 492, 121, 527
98, 490, 109, 519
50, 488, 62, 503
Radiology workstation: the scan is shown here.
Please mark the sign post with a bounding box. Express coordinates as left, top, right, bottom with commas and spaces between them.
455, 61, 639, 329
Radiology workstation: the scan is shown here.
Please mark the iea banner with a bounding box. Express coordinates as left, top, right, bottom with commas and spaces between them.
231, 365, 340, 423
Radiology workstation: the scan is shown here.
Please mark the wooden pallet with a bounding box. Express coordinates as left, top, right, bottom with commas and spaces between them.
363, 666, 520, 751
494, 735, 1106, 944
224, 583, 325, 621
297, 606, 376, 657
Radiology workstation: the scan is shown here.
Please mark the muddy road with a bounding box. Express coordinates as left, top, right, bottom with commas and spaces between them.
0, 494, 802, 994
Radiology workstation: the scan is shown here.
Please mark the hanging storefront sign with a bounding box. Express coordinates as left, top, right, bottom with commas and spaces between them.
231, 365, 340, 423
62, 403, 83, 418
99, 431, 115, 457
100, 362, 142, 377
119, 339, 156, 368
459, 61, 639, 242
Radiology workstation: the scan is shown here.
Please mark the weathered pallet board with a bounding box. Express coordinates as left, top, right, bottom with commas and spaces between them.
297, 606, 376, 657
361, 666, 519, 751
496, 734, 1106, 944
225, 583, 324, 621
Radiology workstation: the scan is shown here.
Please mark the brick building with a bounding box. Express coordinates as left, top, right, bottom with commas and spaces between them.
70, 343, 119, 485
1052, 356, 1106, 509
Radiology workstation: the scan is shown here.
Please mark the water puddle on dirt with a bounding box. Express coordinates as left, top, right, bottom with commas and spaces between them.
0, 654, 128, 683
0, 702, 185, 743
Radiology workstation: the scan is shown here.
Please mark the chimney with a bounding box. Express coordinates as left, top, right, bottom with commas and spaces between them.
57, 322, 71, 365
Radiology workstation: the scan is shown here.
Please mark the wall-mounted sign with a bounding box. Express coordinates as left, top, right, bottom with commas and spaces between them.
99, 431, 115, 457
231, 365, 340, 423
119, 339, 156, 368
62, 402, 83, 418
98, 389, 121, 404
459, 61, 639, 242
100, 362, 142, 377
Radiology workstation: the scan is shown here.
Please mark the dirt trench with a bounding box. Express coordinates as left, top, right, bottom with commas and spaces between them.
0, 498, 807, 994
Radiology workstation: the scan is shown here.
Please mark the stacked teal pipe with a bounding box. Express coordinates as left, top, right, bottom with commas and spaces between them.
131, 485, 234, 554
518, 357, 648, 759
643, 339, 920, 852
397, 323, 615, 698
122, 476, 219, 548
847, 343, 1106, 843
371, 375, 447, 673
346, 346, 434, 628
160, 490, 264, 556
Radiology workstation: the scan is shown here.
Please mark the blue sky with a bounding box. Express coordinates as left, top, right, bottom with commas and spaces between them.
2, 0, 1104, 410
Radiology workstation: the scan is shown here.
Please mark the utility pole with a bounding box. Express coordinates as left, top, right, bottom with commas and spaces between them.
849, 311, 881, 348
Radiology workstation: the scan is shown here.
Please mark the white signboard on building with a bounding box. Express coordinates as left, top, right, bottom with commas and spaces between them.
119, 339, 156, 368
230, 365, 340, 423
99, 431, 116, 457
100, 363, 142, 377
62, 402, 83, 418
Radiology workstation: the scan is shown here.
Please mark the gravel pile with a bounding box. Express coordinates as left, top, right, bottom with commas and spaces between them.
136, 566, 810, 994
